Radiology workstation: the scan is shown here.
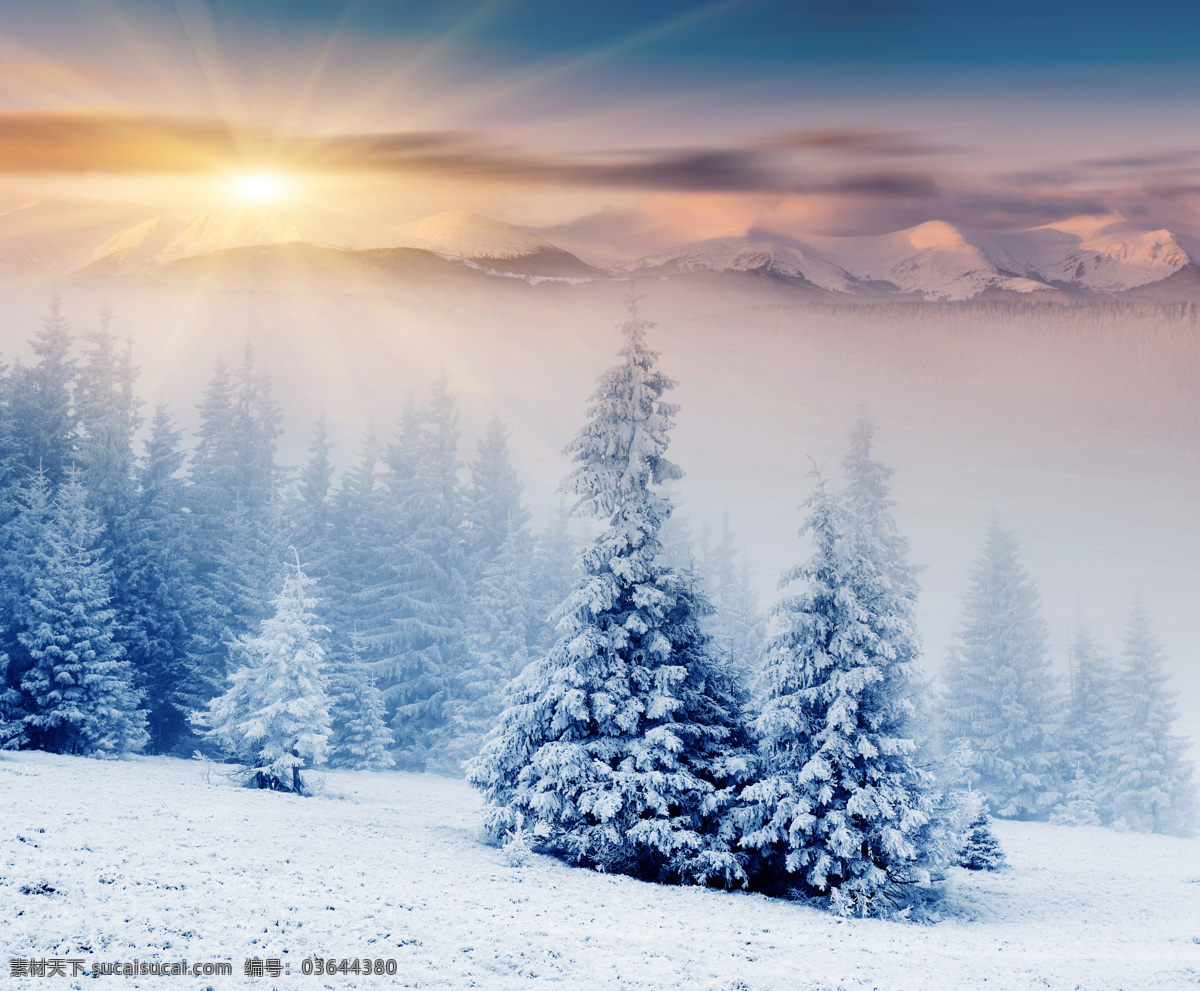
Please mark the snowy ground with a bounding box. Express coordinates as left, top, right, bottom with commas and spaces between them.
2, 752, 1198, 990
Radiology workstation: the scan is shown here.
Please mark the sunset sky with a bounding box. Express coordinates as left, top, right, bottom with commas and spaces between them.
2, 0, 1200, 248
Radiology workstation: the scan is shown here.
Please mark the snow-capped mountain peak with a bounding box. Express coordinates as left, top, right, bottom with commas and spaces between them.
634, 232, 853, 292
631, 216, 1200, 300
905, 219, 971, 251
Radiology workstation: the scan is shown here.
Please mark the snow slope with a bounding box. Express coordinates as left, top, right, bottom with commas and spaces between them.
3, 751, 1197, 990
0, 199, 154, 282
1033, 222, 1195, 293
808, 221, 1052, 300
78, 209, 304, 276
635, 234, 855, 292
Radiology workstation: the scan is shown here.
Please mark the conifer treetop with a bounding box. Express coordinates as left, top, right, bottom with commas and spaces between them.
562, 297, 682, 520
841, 416, 895, 520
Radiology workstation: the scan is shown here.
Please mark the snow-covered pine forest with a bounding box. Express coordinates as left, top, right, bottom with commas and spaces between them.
0, 293, 1196, 924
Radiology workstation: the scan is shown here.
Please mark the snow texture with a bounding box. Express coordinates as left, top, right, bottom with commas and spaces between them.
2, 751, 1198, 990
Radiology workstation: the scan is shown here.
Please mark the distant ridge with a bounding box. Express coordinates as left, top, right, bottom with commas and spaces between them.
26, 206, 1200, 301
76, 207, 304, 277
398, 211, 605, 279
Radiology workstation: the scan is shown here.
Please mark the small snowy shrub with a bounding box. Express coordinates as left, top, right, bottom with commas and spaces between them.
959, 809, 1006, 871
502, 821, 533, 868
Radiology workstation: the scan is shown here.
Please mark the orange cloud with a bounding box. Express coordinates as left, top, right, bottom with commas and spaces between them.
0, 111, 935, 200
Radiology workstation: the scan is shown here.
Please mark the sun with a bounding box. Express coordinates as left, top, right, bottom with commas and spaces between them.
230, 173, 287, 203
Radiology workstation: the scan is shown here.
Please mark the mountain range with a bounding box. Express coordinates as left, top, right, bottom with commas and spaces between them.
629, 215, 1200, 300
3, 202, 1200, 301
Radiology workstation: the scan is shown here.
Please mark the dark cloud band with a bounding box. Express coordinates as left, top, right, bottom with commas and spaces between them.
0, 111, 941, 198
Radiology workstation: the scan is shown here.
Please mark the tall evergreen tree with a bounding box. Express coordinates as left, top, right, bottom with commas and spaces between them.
736, 424, 951, 917
17, 471, 146, 756
1059, 613, 1119, 811
326, 649, 395, 771
195, 557, 332, 793
941, 522, 1061, 819
364, 391, 470, 771
319, 428, 399, 768
703, 511, 765, 677
186, 349, 282, 699
75, 309, 140, 528
469, 301, 751, 886
466, 414, 529, 568
294, 412, 335, 563
115, 405, 204, 752
445, 525, 535, 772
0, 361, 27, 740
443, 413, 537, 773
7, 293, 76, 489
0, 464, 51, 748
1107, 599, 1195, 835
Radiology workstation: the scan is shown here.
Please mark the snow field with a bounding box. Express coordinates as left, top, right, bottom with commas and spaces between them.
2, 751, 1199, 990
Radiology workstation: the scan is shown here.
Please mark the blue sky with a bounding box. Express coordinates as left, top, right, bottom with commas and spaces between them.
9, 0, 1200, 69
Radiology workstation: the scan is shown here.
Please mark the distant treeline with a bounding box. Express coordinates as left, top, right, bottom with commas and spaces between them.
737, 298, 1200, 330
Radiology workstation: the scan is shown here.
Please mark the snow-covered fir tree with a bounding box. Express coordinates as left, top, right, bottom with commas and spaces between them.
6, 293, 77, 488
186, 348, 282, 695
290, 413, 336, 576
368, 390, 470, 771
940, 521, 1061, 819
310, 431, 397, 771
1050, 769, 1102, 827
326, 648, 395, 771
115, 404, 202, 753
958, 806, 1006, 871
465, 414, 530, 572
736, 422, 953, 917
195, 556, 332, 793
469, 299, 751, 886
1107, 599, 1195, 835
17, 471, 147, 756
444, 525, 534, 773
287, 420, 396, 772
75, 310, 140, 528
702, 511, 765, 679
1059, 614, 1118, 815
